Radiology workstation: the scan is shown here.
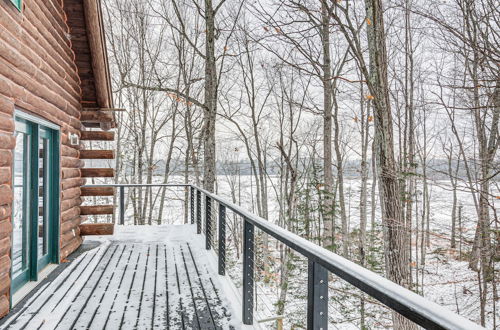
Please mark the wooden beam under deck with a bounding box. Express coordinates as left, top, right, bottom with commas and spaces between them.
80, 205, 114, 215
80, 150, 115, 159
80, 168, 114, 178
80, 111, 114, 123
80, 131, 115, 141
79, 223, 115, 236
80, 186, 114, 197
82, 107, 126, 112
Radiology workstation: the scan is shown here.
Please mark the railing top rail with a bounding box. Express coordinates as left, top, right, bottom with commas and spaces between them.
83, 183, 485, 330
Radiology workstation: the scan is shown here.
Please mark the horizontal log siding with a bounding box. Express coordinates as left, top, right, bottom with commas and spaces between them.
0, 0, 94, 316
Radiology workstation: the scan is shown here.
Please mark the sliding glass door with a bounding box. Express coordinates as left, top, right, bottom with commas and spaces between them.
12, 115, 60, 293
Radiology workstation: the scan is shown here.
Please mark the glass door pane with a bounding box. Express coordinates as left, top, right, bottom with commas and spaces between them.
37, 126, 55, 271
12, 130, 30, 280
38, 138, 48, 259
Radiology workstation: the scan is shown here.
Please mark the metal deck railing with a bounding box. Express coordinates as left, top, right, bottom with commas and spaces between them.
83, 183, 485, 330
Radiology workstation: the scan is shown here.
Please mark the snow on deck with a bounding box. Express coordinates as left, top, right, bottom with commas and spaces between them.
0, 225, 240, 330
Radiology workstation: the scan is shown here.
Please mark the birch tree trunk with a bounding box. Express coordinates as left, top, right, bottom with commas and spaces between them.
203, 0, 217, 193
320, 0, 335, 252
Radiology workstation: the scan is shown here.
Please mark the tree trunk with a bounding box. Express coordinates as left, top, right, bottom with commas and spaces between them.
203, 0, 217, 193
321, 0, 335, 252
364, 0, 415, 328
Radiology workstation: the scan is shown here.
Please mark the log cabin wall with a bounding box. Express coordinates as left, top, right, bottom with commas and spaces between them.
0, 0, 113, 317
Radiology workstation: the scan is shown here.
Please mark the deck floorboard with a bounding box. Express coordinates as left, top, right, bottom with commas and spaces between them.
0, 226, 237, 330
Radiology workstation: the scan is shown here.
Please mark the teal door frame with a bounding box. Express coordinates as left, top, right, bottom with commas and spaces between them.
11, 111, 60, 295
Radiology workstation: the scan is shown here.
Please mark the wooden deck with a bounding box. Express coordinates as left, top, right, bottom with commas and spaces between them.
0, 226, 238, 330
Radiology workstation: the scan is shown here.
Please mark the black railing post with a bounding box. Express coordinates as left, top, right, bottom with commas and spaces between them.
190, 186, 195, 224
205, 195, 212, 250
119, 186, 125, 225
307, 260, 328, 329
218, 204, 226, 275
196, 190, 202, 234
242, 219, 254, 325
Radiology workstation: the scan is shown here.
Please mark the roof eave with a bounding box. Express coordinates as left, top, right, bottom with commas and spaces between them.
82, 0, 113, 110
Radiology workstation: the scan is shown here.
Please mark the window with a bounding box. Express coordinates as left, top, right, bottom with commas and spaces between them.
9, 0, 22, 11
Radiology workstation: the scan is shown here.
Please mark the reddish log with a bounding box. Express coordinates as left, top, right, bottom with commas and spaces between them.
61, 177, 84, 190
0, 294, 8, 318
79, 150, 114, 159
0, 21, 81, 115
61, 226, 79, 245
80, 130, 114, 141
0, 273, 9, 297
61, 145, 79, 158
0, 167, 10, 185
80, 186, 114, 196
0, 113, 14, 133
60, 236, 82, 260
27, 1, 76, 61
0, 53, 79, 121
0, 237, 10, 257
0, 95, 14, 116
0, 185, 12, 205
81, 168, 114, 178
61, 206, 80, 223
0, 150, 12, 167
0, 207, 11, 221
61, 156, 84, 168
82, 108, 125, 112
80, 205, 113, 215
0, 3, 80, 93
0, 220, 11, 240
80, 223, 114, 236
0, 67, 16, 99
0, 133, 15, 150
62, 168, 81, 180
80, 111, 113, 123
61, 217, 81, 234
61, 197, 82, 213
61, 187, 81, 201
0, 255, 10, 277
15, 96, 79, 131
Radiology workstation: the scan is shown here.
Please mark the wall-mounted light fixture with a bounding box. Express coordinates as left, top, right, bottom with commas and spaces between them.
69, 133, 79, 146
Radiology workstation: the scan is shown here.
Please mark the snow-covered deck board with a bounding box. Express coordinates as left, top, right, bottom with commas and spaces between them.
0, 225, 238, 330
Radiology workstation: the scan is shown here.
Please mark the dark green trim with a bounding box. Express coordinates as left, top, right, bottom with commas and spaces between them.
28, 123, 39, 281
9, 0, 22, 11
52, 131, 61, 264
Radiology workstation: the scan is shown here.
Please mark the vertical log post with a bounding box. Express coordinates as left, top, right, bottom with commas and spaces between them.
218, 204, 226, 275
307, 260, 328, 329
242, 219, 254, 325
196, 190, 202, 234
119, 186, 125, 225
205, 195, 212, 250
190, 187, 195, 224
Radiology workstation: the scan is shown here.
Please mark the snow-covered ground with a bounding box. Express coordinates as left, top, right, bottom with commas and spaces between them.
210, 176, 498, 329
